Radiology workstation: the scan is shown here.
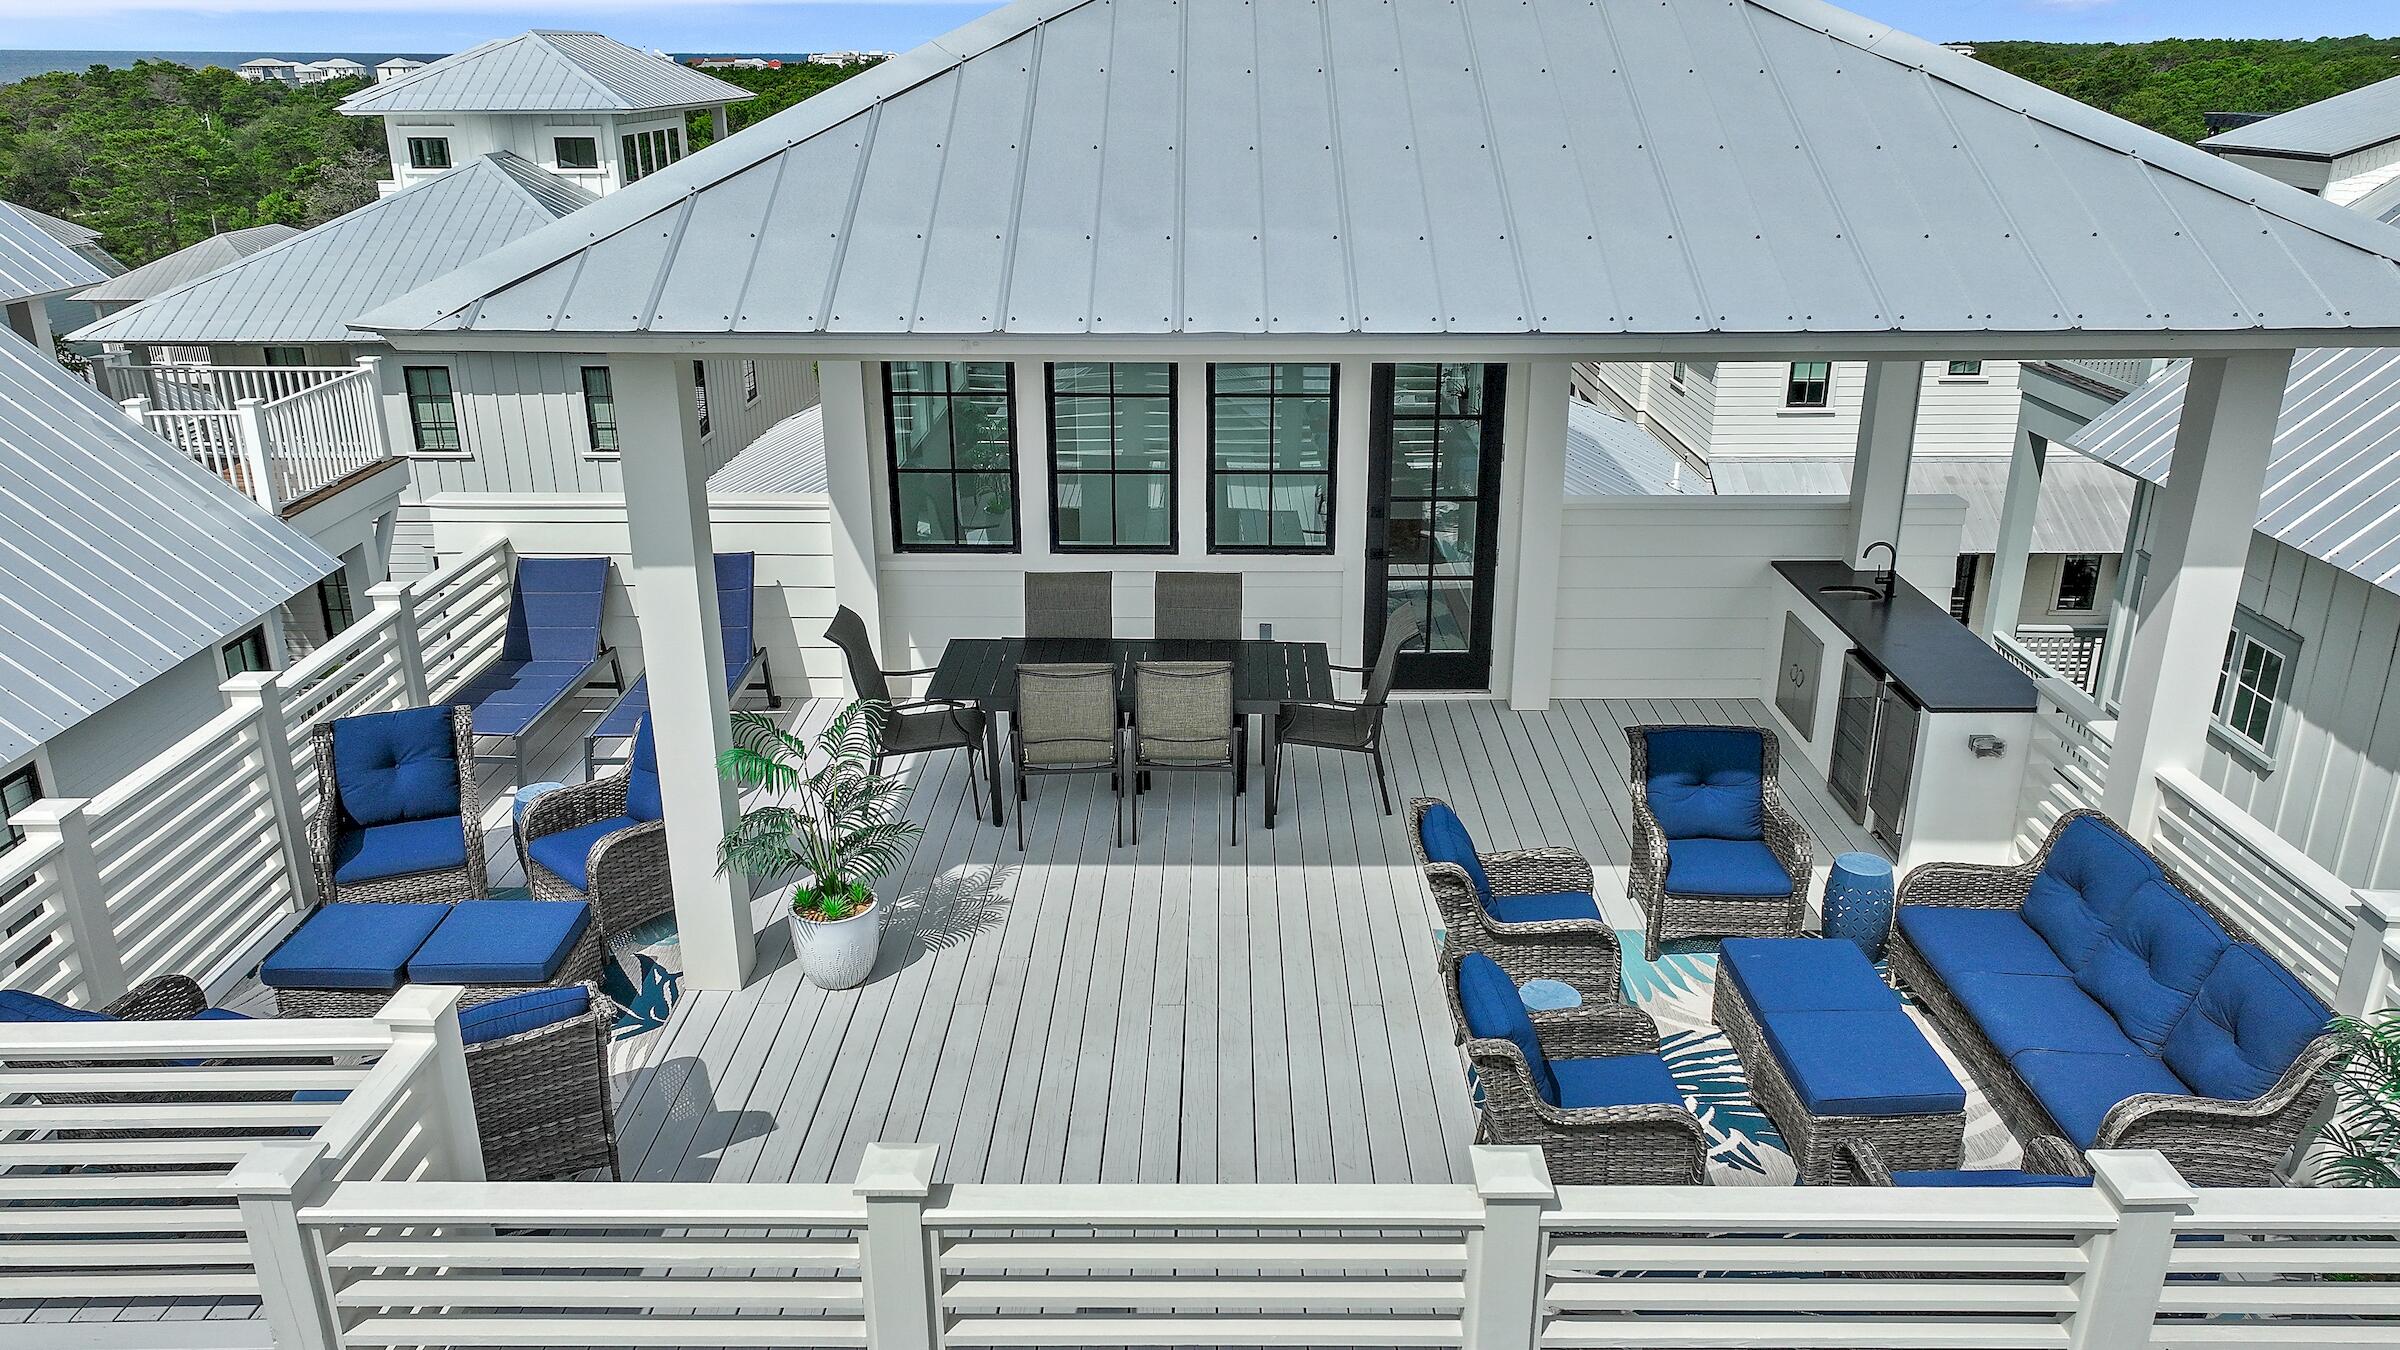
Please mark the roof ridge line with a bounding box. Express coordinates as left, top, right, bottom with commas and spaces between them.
339, 31, 523, 113
533, 30, 633, 109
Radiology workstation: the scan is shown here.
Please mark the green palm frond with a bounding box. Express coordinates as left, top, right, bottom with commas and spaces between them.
2313, 1010, 2400, 1188
716, 698, 922, 913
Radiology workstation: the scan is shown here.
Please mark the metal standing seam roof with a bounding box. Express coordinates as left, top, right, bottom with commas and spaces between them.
2358, 177, 2400, 229
71, 154, 594, 346
360, 0, 2400, 347
709, 405, 828, 494
0, 328, 336, 764
340, 30, 752, 115
13, 205, 100, 252
73, 225, 298, 306
0, 201, 112, 305
1565, 401, 1703, 496
2201, 74, 2400, 160
1707, 453, 2132, 554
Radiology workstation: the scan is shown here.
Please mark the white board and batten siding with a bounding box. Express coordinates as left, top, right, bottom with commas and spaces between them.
1705, 361, 2026, 458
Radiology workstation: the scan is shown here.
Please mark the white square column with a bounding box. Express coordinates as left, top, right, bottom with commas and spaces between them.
610, 354, 753, 991
2102, 351, 2292, 835
1848, 361, 1923, 566
1505, 360, 1571, 710
818, 359, 885, 641
1979, 427, 2047, 639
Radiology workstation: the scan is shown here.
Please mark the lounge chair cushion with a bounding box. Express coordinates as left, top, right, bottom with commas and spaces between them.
262, 903, 452, 990
1663, 838, 1790, 897
1418, 803, 1492, 907
457, 985, 591, 1046
332, 706, 461, 827
1484, 891, 1604, 926
2071, 881, 2231, 1054
526, 815, 644, 892
1890, 1169, 2092, 1188
2012, 1048, 2193, 1149
1456, 952, 1558, 1106
2162, 943, 2334, 1102
1719, 937, 1899, 1014
1896, 905, 2073, 981
406, 900, 591, 985
460, 661, 590, 738
626, 717, 661, 823
1757, 1009, 1965, 1116
501, 557, 608, 663
2022, 816, 2168, 971
1550, 1053, 1684, 1111
332, 816, 469, 884
1642, 728, 1765, 841
0, 990, 115, 1022
1951, 972, 2146, 1060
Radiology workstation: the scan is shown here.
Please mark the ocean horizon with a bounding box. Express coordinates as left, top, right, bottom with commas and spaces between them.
0, 48, 838, 87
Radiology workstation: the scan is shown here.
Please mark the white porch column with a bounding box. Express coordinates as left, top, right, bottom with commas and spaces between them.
819, 359, 884, 643
1506, 360, 1571, 710
2102, 351, 2292, 835
611, 354, 753, 990
1848, 362, 1922, 566
1978, 428, 2047, 638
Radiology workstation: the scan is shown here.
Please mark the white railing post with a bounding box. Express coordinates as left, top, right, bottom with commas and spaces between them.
354, 353, 394, 461
2338, 891, 2400, 1017
854, 1142, 941, 1350
1463, 1144, 1554, 1350
233, 396, 279, 512
230, 1139, 343, 1350
12, 798, 125, 1006
2068, 1150, 2196, 1350
221, 670, 318, 908
118, 394, 151, 427
377, 985, 486, 1181
369, 579, 431, 705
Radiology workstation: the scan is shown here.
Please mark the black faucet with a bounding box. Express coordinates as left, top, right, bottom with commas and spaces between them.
1861, 540, 1898, 602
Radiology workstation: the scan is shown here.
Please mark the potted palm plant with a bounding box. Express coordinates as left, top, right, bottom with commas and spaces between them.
2317, 1009, 2400, 1188
716, 700, 922, 990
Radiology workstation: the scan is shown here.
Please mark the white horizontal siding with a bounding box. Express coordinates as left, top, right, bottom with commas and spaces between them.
1704, 361, 2023, 459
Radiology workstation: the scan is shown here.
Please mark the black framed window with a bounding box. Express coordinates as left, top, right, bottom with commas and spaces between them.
402, 365, 460, 453
742, 359, 759, 404
2054, 555, 2102, 613
316, 572, 355, 636
1208, 363, 1333, 553
262, 346, 308, 367
407, 136, 450, 170
581, 366, 617, 454
884, 361, 1018, 552
0, 763, 40, 855
1048, 362, 1174, 552
692, 360, 711, 438
222, 627, 272, 678
1947, 359, 1986, 377
1785, 361, 1832, 409
554, 136, 599, 170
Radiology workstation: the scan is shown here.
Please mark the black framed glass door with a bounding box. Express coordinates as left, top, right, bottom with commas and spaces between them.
1365, 363, 1507, 691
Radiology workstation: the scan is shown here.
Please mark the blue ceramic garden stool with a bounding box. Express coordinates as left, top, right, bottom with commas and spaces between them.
1822, 852, 1898, 960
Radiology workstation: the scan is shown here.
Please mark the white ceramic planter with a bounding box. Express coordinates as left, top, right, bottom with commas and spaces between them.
787, 891, 883, 990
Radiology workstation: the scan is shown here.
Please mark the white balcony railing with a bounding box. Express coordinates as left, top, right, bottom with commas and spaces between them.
92, 359, 358, 409
1998, 632, 2116, 857
116, 358, 396, 514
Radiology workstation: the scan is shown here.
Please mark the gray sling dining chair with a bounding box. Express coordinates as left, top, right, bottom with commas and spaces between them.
824, 607, 987, 820
1126, 660, 1244, 845
1024, 571, 1114, 640
1271, 622, 1414, 817
1154, 572, 1243, 641
1012, 662, 1125, 850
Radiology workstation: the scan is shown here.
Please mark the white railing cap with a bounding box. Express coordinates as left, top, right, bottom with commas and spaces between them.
854, 1141, 940, 1197
2088, 1150, 2197, 1211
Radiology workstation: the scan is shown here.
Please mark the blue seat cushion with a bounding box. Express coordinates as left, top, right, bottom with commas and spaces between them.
1484, 891, 1603, 926
0, 990, 115, 1022
2162, 943, 2334, 1102
407, 900, 591, 985
2012, 1048, 2193, 1149
1757, 1009, 1964, 1116
626, 716, 661, 823
1551, 1053, 1684, 1111
461, 661, 590, 738
501, 557, 608, 663
332, 705, 461, 828
2022, 816, 2169, 972
1951, 972, 2147, 1060
526, 815, 644, 893
2072, 881, 2231, 1054
333, 816, 469, 885
1891, 1169, 2092, 1188
1663, 838, 1791, 897
1643, 727, 1766, 841
1896, 905, 2073, 982
262, 903, 452, 990
1456, 952, 1558, 1105
1720, 938, 1898, 1014
1418, 803, 1492, 908
457, 985, 591, 1045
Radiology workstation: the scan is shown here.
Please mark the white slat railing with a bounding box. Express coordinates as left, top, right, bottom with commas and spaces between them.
2150, 767, 2360, 1007
256, 360, 392, 506
117, 358, 394, 514
1998, 633, 2116, 859
2155, 1189, 2400, 1347
410, 537, 516, 700
0, 834, 91, 1003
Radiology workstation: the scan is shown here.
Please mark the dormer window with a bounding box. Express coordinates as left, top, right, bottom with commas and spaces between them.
407, 137, 451, 171
555, 136, 599, 171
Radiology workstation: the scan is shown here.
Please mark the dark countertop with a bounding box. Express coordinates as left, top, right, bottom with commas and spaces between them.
1774, 561, 2039, 714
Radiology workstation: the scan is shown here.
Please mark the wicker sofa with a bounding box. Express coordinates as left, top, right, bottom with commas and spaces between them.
1409, 797, 1620, 999
1889, 810, 2346, 1186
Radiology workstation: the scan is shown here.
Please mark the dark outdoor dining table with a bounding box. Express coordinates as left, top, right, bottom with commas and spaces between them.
925, 637, 1334, 829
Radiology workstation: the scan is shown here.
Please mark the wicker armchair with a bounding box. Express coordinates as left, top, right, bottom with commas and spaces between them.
309, 704, 488, 905
519, 722, 673, 939
464, 983, 621, 1181
1407, 797, 1620, 999
1889, 809, 2349, 1187
1626, 725, 1812, 961
1441, 944, 1707, 1185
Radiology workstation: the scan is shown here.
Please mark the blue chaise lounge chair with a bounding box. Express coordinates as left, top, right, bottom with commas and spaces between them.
454, 556, 620, 784
584, 552, 778, 775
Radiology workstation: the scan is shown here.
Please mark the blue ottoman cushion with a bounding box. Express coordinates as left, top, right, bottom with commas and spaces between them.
457, 985, 591, 1045
1418, 803, 1492, 907
1759, 1009, 1965, 1116
1456, 952, 1558, 1106
406, 900, 591, 985
2162, 943, 2334, 1102
332, 705, 461, 828
1642, 727, 1765, 841
332, 816, 469, 885
1484, 891, 1603, 926
2012, 1047, 2193, 1149
0, 990, 115, 1022
525, 815, 643, 892
1897, 905, 2073, 981
1720, 937, 1897, 1014
1551, 1053, 1684, 1111
1663, 838, 1790, 897
262, 903, 452, 990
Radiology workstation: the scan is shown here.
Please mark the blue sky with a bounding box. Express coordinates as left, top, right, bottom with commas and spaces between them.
0, 0, 2390, 54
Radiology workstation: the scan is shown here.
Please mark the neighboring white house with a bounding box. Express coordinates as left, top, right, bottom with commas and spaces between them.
235, 57, 301, 83
299, 57, 368, 84
374, 57, 428, 83
0, 200, 114, 355
2203, 72, 2400, 205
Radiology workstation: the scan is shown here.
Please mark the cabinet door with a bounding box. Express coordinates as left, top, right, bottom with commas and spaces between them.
1827, 655, 1880, 826
1869, 690, 1920, 847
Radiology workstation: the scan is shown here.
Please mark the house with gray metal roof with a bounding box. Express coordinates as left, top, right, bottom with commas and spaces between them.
74, 225, 300, 317
2203, 73, 2400, 206
0, 199, 114, 355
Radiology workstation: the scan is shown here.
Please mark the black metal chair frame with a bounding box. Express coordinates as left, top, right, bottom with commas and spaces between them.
825, 607, 986, 821
1126, 660, 1246, 846
1269, 624, 1414, 820
1011, 663, 1126, 851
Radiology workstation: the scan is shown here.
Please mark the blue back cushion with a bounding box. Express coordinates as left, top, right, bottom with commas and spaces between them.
1456, 952, 1557, 1105
2072, 881, 2232, 1053
2162, 943, 2334, 1102
626, 716, 662, 823
501, 557, 608, 663
1643, 728, 1765, 842
457, 985, 590, 1045
716, 552, 757, 657
1418, 803, 1492, 907
333, 705, 461, 828
0, 990, 114, 1022
2023, 816, 2165, 970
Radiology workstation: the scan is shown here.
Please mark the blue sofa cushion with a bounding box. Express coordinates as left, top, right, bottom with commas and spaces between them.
0, 990, 115, 1022
1418, 803, 1493, 908
1456, 952, 1558, 1106
626, 716, 661, 823
1891, 1169, 2093, 1188
2073, 881, 2231, 1054
1643, 728, 1765, 842
1720, 937, 1899, 1014
1663, 838, 1791, 897
1485, 891, 1603, 926
2013, 1048, 2193, 1149
332, 706, 461, 828
332, 816, 469, 885
1551, 1054, 1684, 1111
1758, 1009, 1965, 1116
1897, 905, 2074, 981
2162, 943, 2334, 1102
457, 985, 591, 1046
1951, 972, 2146, 1060
2022, 816, 2167, 972
526, 815, 643, 893
406, 900, 591, 985
262, 903, 451, 990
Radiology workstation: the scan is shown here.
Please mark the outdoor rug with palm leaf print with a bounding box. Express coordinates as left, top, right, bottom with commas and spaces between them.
1618, 930, 2023, 1185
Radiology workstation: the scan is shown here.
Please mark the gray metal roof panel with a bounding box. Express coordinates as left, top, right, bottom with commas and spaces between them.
72, 226, 299, 305
0, 201, 111, 304
1564, 402, 1705, 497
14, 204, 100, 251
708, 405, 827, 494
2357, 177, 2400, 229
341, 30, 751, 115
2202, 75, 2400, 160
0, 328, 335, 764
1708, 453, 2131, 554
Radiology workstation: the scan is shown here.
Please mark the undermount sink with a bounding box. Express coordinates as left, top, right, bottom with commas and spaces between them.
1817, 584, 1887, 601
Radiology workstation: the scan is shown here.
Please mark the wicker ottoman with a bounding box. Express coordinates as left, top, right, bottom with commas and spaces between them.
1712, 937, 1965, 1186
265, 898, 605, 1018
